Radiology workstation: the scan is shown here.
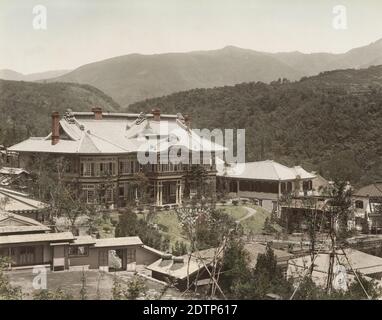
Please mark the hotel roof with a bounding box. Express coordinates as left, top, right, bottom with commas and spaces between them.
9, 110, 225, 155
289, 248, 382, 277
0, 231, 74, 245
216, 159, 316, 181
146, 247, 221, 280
94, 236, 143, 247
0, 187, 47, 213
353, 182, 382, 198
0, 209, 50, 234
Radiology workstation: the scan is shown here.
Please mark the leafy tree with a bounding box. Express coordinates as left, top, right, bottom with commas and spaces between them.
292, 272, 382, 300
80, 269, 87, 300
111, 274, 146, 300
115, 210, 170, 251
233, 245, 293, 299
0, 257, 22, 300
33, 288, 72, 300
220, 238, 251, 296
125, 276, 146, 300
172, 241, 188, 256
112, 274, 124, 300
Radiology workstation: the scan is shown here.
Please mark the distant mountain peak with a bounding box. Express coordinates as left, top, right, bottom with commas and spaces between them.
222, 45, 243, 50
0, 69, 71, 81
44, 37, 382, 107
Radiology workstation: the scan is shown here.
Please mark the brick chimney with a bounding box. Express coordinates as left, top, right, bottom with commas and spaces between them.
151, 108, 161, 121
92, 107, 103, 120
51, 112, 60, 145
184, 114, 191, 129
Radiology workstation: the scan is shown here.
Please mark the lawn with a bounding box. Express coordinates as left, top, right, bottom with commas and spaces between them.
240, 206, 272, 234
221, 205, 248, 220
223, 205, 282, 235
151, 210, 190, 247
142, 204, 282, 248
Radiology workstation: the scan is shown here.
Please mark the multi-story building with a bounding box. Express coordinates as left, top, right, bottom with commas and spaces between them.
8, 108, 223, 208
352, 182, 382, 233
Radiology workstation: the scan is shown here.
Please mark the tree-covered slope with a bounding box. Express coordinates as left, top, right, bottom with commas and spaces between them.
129, 66, 382, 185
0, 80, 120, 146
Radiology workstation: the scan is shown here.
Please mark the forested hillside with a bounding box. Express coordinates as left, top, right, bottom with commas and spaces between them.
0, 80, 120, 147
129, 66, 382, 185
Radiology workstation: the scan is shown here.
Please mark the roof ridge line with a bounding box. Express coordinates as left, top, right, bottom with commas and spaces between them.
0, 192, 40, 209
87, 131, 131, 152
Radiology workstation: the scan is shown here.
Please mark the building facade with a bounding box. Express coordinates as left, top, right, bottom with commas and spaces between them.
8, 108, 223, 208
352, 182, 382, 233
217, 159, 323, 213
0, 209, 162, 272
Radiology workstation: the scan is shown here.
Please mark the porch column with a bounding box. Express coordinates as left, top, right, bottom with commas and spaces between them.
278, 181, 282, 197
179, 182, 183, 204
156, 181, 162, 206
176, 180, 182, 205
8, 247, 11, 269
237, 180, 240, 197
159, 183, 163, 205
156, 183, 160, 206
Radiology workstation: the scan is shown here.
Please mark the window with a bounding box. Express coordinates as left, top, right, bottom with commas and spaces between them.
82, 184, 95, 203
69, 246, 89, 257
303, 180, 313, 191
119, 160, 131, 174
81, 162, 94, 177
355, 200, 364, 209
99, 162, 115, 176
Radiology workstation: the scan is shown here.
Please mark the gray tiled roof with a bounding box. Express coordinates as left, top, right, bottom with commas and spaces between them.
0, 231, 74, 245
354, 182, 382, 198
217, 159, 316, 181
9, 112, 225, 155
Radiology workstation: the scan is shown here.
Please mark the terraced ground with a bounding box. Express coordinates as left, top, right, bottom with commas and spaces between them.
151, 205, 283, 247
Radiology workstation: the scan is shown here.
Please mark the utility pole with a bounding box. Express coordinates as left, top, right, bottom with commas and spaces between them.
326, 210, 335, 294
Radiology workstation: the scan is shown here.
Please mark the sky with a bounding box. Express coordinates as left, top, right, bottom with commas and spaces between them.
1, 0, 382, 74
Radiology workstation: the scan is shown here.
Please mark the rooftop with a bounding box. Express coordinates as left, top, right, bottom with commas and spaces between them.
0, 231, 75, 246
94, 236, 143, 247
0, 209, 50, 235
289, 248, 382, 277
217, 159, 316, 181
354, 182, 382, 198
9, 109, 225, 155
146, 248, 222, 280
0, 187, 47, 213
0, 167, 29, 175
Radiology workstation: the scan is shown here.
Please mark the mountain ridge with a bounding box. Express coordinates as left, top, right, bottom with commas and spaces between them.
0, 69, 71, 82
43, 38, 382, 107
